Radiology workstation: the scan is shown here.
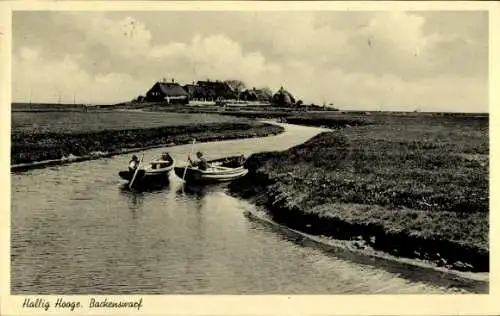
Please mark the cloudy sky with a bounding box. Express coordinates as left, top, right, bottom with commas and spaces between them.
12, 11, 488, 112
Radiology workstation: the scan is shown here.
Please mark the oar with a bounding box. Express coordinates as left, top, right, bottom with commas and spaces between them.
182, 139, 196, 182
129, 153, 144, 190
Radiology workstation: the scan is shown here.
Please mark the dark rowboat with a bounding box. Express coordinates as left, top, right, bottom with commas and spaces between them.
119, 157, 175, 187
174, 155, 248, 184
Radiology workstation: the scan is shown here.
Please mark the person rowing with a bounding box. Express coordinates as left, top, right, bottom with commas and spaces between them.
188, 151, 211, 171
152, 152, 174, 169
161, 152, 173, 163
128, 155, 140, 172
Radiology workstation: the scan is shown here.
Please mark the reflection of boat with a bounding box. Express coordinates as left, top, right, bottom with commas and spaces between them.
176, 182, 226, 198
174, 155, 248, 184
119, 156, 175, 188
118, 178, 170, 192
118, 185, 145, 210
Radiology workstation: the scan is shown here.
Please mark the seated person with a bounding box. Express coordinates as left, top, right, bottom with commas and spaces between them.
158, 152, 173, 168
128, 155, 140, 172
151, 152, 173, 169
188, 151, 210, 171
236, 154, 245, 166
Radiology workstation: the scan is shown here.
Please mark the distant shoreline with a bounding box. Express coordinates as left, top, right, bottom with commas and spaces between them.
11, 102, 489, 116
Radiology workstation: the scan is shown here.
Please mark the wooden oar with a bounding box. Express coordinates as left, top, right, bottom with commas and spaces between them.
182, 139, 196, 182
129, 153, 144, 190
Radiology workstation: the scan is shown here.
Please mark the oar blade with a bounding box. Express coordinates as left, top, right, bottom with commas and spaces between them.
129, 153, 145, 190
181, 139, 196, 183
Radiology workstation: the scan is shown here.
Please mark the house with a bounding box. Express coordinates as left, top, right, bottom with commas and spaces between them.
196, 80, 236, 101
240, 89, 258, 101
145, 81, 189, 104
183, 84, 206, 101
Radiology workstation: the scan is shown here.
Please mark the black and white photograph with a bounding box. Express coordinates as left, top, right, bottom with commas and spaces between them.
2, 1, 497, 315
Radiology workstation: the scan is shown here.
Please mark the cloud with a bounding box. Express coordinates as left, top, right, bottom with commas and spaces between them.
12, 35, 283, 104
148, 35, 283, 89
12, 47, 142, 104
12, 11, 488, 112
261, 62, 487, 111
68, 13, 153, 59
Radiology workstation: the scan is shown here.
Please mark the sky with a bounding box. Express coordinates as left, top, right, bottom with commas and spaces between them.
12, 10, 488, 112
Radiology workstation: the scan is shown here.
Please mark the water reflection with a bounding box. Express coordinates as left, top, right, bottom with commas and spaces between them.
243, 211, 486, 293
177, 183, 226, 199
119, 178, 171, 193
118, 185, 145, 212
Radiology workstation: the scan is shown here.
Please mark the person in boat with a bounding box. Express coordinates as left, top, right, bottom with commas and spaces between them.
161, 152, 173, 162
151, 152, 174, 169
128, 155, 140, 172
158, 152, 173, 168
236, 154, 246, 166
188, 151, 210, 171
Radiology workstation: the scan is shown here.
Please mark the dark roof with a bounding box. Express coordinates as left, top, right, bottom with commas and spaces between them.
193, 81, 236, 99
197, 80, 221, 86
149, 82, 188, 97
197, 81, 234, 91
183, 84, 204, 94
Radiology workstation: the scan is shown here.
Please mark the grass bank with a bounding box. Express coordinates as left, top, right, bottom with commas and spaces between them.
11, 111, 283, 167
229, 114, 489, 273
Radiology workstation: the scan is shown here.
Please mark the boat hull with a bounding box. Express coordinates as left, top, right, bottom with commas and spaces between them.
119, 169, 171, 181
174, 166, 248, 184
119, 160, 175, 188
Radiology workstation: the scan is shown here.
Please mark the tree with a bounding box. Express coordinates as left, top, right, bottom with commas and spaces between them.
225, 80, 246, 92
258, 87, 273, 102
225, 80, 246, 99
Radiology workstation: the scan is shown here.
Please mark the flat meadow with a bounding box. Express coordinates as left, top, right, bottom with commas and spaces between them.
11, 110, 249, 134
11, 107, 282, 165
231, 112, 489, 272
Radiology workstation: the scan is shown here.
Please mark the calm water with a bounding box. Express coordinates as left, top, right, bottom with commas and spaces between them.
11, 123, 482, 294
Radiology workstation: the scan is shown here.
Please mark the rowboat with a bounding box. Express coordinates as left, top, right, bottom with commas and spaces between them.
174, 155, 248, 184
119, 156, 175, 187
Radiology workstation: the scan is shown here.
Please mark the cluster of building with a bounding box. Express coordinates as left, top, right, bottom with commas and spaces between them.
137, 79, 296, 106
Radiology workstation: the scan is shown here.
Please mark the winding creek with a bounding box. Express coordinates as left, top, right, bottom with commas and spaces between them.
11, 123, 484, 294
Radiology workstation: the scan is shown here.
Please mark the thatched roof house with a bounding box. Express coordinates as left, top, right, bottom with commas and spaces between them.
146, 81, 189, 104
183, 84, 206, 100
240, 88, 273, 102
272, 86, 295, 106
196, 80, 236, 101
240, 89, 258, 101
